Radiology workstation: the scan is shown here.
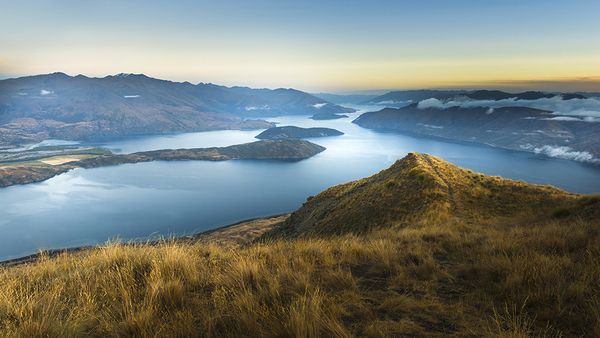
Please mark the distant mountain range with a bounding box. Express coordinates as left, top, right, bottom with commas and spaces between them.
353, 103, 600, 163
363, 89, 588, 106
0, 73, 352, 147
312, 93, 378, 104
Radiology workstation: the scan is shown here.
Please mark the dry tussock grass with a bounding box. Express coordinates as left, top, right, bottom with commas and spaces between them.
0, 214, 598, 337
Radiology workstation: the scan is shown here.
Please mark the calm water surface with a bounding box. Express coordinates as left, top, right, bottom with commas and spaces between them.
1, 107, 599, 260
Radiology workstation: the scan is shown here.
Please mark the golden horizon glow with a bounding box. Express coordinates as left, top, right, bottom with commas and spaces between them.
1, 1, 600, 93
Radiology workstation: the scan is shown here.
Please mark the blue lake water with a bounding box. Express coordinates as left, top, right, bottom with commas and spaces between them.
1, 107, 600, 260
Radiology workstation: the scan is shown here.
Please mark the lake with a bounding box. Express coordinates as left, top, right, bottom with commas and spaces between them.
1, 107, 600, 260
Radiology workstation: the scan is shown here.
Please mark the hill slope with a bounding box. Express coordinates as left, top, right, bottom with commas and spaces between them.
0, 154, 599, 337
353, 104, 600, 162
271, 153, 579, 237
255, 126, 344, 140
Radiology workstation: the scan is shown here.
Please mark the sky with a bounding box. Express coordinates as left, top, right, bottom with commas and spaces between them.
1, 0, 600, 93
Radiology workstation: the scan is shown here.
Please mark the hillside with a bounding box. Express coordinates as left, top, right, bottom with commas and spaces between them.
0, 73, 351, 147
0, 154, 599, 337
271, 153, 579, 238
310, 112, 349, 120
353, 104, 600, 162
255, 126, 344, 140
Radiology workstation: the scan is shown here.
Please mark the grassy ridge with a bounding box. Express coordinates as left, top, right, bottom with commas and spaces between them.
272, 153, 578, 238
0, 153, 599, 337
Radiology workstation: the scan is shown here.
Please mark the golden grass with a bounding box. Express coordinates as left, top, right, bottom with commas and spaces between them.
0, 213, 598, 337
38, 155, 95, 166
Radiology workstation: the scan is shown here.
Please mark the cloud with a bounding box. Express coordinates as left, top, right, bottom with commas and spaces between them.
40, 89, 53, 95
529, 145, 598, 163
535, 145, 599, 163
416, 123, 443, 129
417, 98, 446, 109
245, 105, 270, 111
542, 116, 582, 121
416, 96, 600, 121
376, 100, 412, 105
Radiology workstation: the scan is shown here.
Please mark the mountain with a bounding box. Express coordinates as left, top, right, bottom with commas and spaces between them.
353, 104, 600, 163
223, 87, 354, 117
464, 90, 586, 101
363, 90, 467, 105
312, 92, 379, 104
0, 73, 351, 147
255, 126, 343, 140
364, 89, 587, 106
1, 153, 598, 336
272, 153, 579, 237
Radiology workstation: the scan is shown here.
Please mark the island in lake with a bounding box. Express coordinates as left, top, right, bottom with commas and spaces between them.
310, 112, 349, 120
255, 126, 344, 140
0, 139, 325, 188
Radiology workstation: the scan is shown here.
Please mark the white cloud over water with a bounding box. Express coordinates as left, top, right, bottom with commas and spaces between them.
542, 116, 581, 121
416, 96, 600, 122
417, 98, 446, 109
530, 145, 598, 163
521, 144, 598, 163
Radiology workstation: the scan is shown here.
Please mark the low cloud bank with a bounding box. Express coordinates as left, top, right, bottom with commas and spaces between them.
416, 96, 600, 121
522, 144, 599, 163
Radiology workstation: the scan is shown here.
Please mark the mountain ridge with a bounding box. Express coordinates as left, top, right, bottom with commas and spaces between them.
353, 104, 600, 162
270, 152, 578, 238
0, 73, 352, 147
364, 89, 588, 105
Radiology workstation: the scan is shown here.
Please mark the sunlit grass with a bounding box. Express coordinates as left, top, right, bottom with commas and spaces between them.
0, 214, 598, 337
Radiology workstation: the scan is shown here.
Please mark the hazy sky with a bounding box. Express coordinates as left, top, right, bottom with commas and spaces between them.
1, 0, 599, 92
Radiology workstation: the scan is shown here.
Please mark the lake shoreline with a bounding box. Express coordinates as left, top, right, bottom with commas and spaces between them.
355, 124, 600, 167
0, 139, 325, 188
0, 213, 290, 267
